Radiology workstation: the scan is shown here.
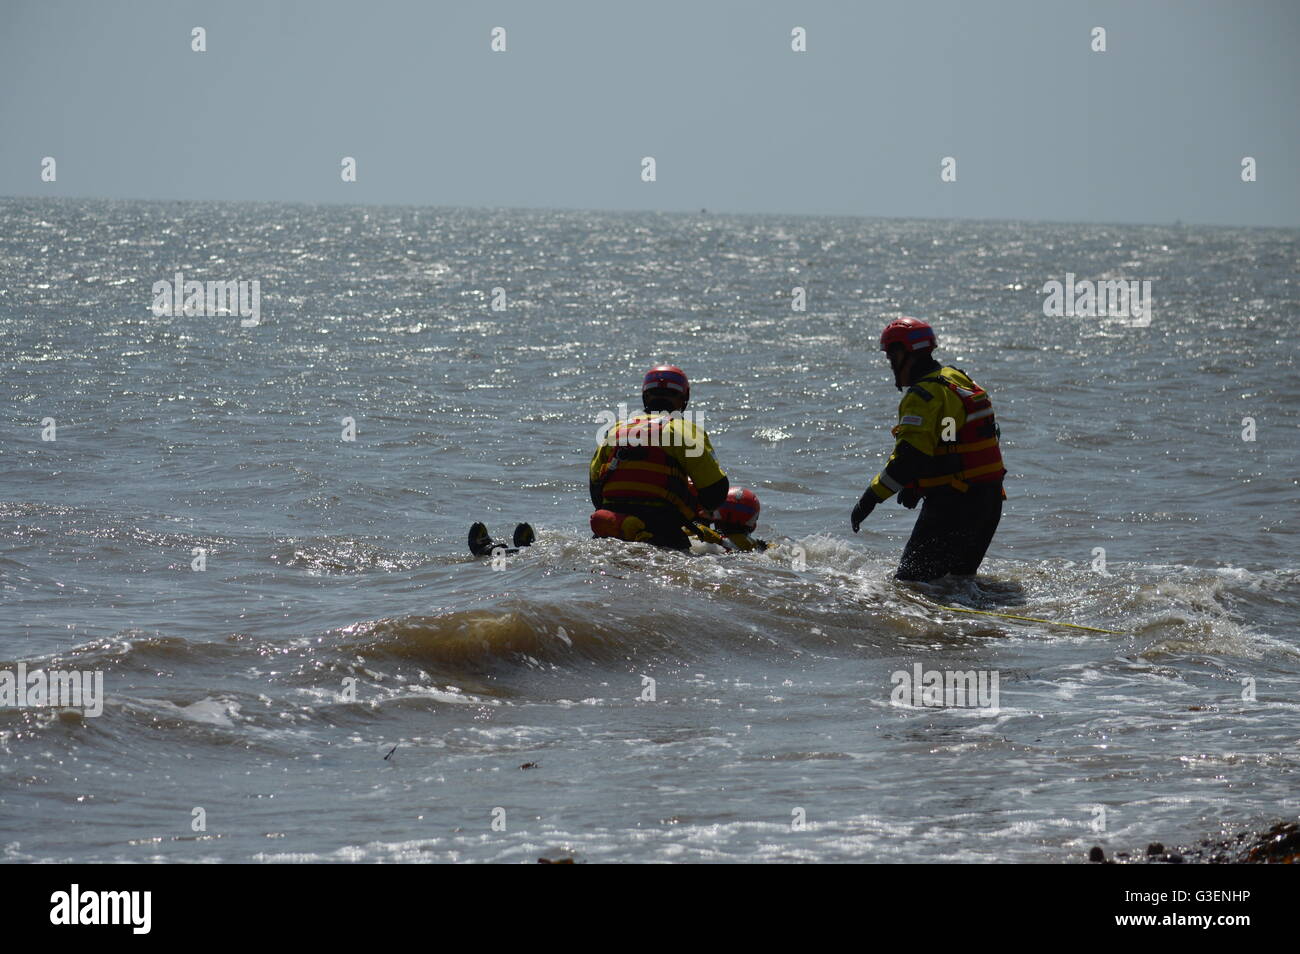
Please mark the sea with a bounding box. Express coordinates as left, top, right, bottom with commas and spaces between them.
2, 197, 1297, 862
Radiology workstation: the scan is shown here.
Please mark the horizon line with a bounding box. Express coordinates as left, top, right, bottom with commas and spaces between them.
2, 192, 1296, 234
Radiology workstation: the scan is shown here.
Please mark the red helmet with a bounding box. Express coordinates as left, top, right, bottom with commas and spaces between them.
714, 487, 760, 532
879, 317, 937, 353
642, 365, 690, 402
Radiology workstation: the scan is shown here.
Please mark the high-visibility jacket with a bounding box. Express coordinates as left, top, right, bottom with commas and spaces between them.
590, 413, 726, 522
867, 366, 1006, 502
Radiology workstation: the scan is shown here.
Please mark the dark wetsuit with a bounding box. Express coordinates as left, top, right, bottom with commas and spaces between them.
895, 483, 1002, 581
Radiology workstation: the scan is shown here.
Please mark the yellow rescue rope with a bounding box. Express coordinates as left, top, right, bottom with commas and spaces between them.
937, 604, 1125, 635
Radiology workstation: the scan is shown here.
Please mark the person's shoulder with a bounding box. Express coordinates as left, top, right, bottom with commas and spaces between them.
614, 412, 654, 431
726, 533, 765, 552
941, 366, 979, 388
901, 377, 945, 407
665, 412, 707, 437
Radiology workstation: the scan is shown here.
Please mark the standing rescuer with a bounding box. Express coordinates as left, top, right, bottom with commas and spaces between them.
851, 318, 1006, 581
589, 365, 730, 551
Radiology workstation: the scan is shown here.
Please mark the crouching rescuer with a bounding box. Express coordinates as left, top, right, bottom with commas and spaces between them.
589, 365, 730, 551
851, 318, 1006, 581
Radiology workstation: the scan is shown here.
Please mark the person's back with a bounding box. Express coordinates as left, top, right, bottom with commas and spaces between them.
589, 365, 729, 550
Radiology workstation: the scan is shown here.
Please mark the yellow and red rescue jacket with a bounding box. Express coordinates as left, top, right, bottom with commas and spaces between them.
589, 413, 726, 522
868, 366, 1006, 501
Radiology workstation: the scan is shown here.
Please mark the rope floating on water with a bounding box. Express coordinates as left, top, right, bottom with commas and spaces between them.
937, 604, 1126, 635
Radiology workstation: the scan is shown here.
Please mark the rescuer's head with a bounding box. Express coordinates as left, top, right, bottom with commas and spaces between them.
879, 317, 937, 390
642, 365, 690, 413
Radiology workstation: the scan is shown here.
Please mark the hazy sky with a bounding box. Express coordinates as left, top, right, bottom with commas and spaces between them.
2, 0, 1296, 226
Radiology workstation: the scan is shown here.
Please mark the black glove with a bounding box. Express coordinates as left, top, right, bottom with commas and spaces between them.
898, 486, 922, 509
851, 492, 877, 532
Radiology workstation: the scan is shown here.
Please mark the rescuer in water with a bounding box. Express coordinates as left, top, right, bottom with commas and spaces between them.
589, 365, 730, 551
709, 487, 768, 552
850, 318, 1006, 581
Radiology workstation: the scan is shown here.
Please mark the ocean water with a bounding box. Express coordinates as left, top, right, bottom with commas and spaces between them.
1, 198, 1297, 863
